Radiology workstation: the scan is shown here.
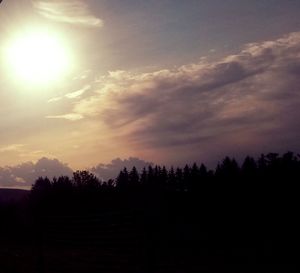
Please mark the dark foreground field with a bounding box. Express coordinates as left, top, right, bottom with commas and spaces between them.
0, 187, 299, 273
1, 153, 300, 273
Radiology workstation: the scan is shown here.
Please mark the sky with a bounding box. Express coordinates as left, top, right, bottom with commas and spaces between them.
1, 0, 300, 187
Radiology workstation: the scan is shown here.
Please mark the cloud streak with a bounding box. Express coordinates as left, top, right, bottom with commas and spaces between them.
32, 0, 103, 27
46, 113, 83, 121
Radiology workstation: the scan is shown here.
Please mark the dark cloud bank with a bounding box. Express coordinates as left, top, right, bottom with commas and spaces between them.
69, 32, 300, 164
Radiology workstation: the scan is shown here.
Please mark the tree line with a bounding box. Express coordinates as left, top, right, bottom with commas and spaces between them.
31, 151, 300, 195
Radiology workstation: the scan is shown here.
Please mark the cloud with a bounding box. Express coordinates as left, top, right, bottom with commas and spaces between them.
50, 32, 300, 163
90, 157, 153, 181
0, 157, 152, 188
0, 158, 73, 188
32, 0, 103, 27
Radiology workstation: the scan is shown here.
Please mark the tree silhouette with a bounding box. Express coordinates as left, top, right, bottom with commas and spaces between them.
72, 170, 100, 189
116, 167, 129, 190
241, 156, 257, 180
129, 166, 139, 186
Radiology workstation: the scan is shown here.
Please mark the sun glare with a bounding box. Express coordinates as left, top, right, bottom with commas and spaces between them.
4, 28, 73, 86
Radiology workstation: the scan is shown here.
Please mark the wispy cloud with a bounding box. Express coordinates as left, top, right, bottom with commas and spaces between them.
65, 85, 90, 99
0, 144, 25, 153
48, 97, 62, 103
48, 85, 90, 103
32, 0, 103, 27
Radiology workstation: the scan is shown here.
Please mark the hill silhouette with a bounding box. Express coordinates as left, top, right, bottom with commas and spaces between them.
0, 188, 29, 202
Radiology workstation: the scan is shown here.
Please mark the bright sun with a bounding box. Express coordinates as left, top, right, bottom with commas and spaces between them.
4, 28, 73, 86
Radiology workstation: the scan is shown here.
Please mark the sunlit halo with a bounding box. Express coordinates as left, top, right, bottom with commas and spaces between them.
4, 28, 73, 86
